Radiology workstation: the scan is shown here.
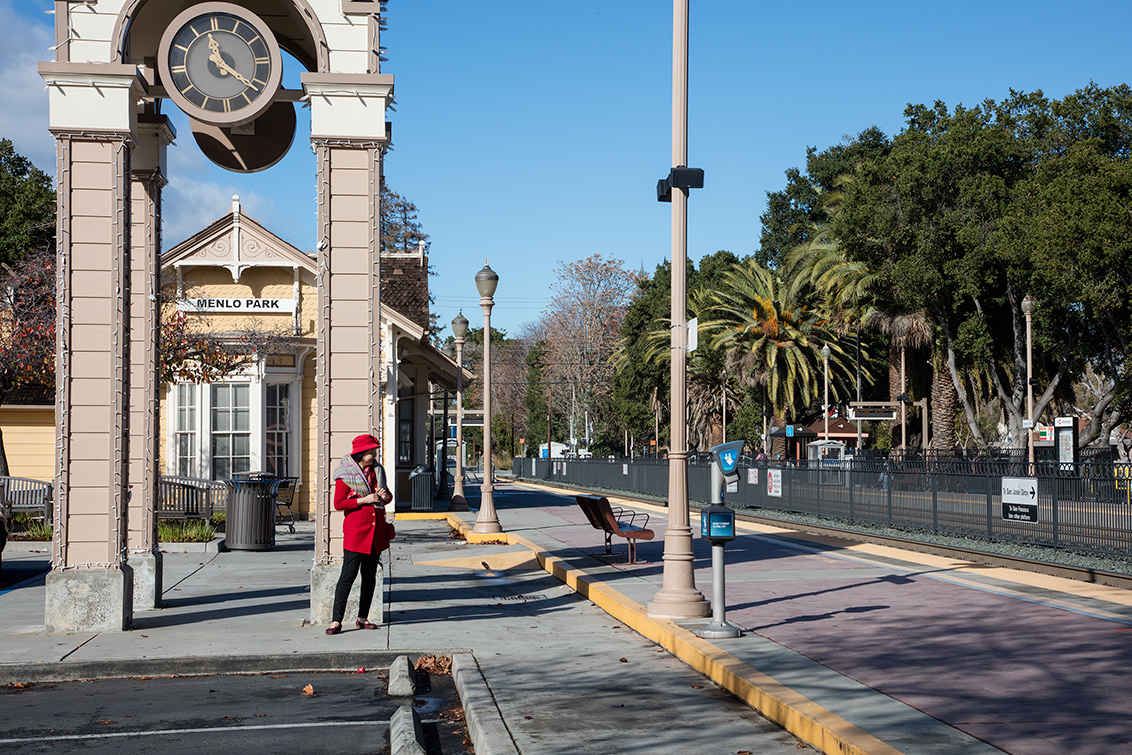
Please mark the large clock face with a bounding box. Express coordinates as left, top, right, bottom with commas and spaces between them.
158, 3, 282, 127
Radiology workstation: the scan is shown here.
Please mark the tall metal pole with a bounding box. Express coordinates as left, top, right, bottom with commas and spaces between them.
449, 312, 469, 511
822, 344, 831, 441
648, 0, 709, 619
1023, 295, 1036, 469
474, 264, 502, 533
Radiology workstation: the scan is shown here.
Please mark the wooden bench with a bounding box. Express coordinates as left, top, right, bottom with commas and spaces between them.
158, 476, 226, 519
0, 476, 53, 521
576, 495, 655, 564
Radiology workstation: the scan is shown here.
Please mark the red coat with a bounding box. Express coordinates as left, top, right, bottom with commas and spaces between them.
334, 475, 395, 554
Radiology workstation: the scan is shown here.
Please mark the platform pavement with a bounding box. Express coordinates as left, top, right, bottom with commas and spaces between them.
2, 479, 1131, 754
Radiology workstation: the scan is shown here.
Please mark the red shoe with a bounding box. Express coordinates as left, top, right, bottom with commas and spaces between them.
325, 623, 342, 635
355, 618, 378, 630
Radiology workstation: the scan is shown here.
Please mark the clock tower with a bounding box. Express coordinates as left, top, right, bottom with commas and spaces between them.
39, 0, 394, 632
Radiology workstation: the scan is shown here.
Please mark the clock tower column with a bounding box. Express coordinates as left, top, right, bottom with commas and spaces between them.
38, 61, 145, 632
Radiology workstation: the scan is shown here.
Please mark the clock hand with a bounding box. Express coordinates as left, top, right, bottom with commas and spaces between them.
206, 33, 258, 90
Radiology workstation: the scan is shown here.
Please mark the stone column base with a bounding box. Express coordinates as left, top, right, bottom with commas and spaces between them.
44, 565, 134, 634
130, 551, 163, 611
309, 561, 385, 625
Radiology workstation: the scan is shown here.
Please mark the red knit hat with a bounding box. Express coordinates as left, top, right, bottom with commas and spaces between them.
351, 434, 380, 455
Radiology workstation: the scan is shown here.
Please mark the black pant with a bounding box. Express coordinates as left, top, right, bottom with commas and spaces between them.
331, 547, 381, 623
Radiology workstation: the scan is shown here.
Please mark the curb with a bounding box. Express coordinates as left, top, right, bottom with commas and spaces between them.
452, 653, 519, 755
0, 650, 467, 685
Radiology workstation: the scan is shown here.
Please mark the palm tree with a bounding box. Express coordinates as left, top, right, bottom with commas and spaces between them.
700, 260, 865, 456
867, 310, 933, 449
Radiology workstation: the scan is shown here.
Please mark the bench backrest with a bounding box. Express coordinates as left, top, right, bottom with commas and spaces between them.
158, 476, 227, 518
576, 495, 616, 534
0, 476, 53, 520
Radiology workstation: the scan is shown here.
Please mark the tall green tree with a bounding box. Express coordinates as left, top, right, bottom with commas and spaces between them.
837, 84, 1132, 449
0, 139, 55, 265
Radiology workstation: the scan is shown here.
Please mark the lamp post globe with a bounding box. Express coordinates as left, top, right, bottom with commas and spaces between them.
449, 312, 470, 510
473, 264, 502, 534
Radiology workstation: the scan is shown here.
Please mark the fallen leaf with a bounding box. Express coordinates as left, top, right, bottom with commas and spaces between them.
415, 655, 452, 675
255, 714, 266, 718
302, 684, 315, 696
11, 682, 25, 689
96, 720, 114, 724
619, 657, 628, 663
691, 684, 703, 689
738, 751, 752, 755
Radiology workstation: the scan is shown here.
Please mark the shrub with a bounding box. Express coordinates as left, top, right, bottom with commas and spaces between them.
158, 518, 217, 543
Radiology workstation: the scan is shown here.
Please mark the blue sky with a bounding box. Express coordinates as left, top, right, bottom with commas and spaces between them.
3, 1, 1130, 336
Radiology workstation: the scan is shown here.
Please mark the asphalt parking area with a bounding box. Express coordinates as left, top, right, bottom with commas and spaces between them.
0, 670, 470, 754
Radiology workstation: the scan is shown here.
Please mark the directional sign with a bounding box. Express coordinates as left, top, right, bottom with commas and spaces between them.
786, 425, 795, 438
1001, 476, 1038, 522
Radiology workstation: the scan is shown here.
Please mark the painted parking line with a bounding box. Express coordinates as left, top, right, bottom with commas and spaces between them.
0, 718, 451, 746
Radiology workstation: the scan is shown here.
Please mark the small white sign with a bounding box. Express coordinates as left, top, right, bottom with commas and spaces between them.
622, 463, 629, 475
1002, 476, 1038, 522
767, 469, 782, 498
179, 297, 296, 313
1055, 416, 1074, 428
1022, 419, 1033, 429
747, 467, 759, 485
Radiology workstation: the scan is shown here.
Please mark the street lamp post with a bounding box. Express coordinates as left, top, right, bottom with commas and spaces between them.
821, 344, 831, 442
473, 263, 502, 534
448, 314, 469, 511
647, 0, 709, 619
1022, 295, 1037, 469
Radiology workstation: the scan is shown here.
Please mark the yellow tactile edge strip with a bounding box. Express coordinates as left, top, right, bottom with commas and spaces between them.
420, 511, 904, 755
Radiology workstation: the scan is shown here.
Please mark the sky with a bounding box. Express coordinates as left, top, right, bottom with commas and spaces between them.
3, 1, 1131, 336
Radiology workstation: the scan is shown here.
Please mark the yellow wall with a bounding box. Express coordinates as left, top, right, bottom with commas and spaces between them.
0, 406, 54, 481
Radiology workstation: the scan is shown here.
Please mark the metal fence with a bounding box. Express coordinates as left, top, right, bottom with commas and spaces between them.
512, 456, 1132, 559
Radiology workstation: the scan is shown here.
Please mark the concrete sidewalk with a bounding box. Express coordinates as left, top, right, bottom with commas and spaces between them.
3, 478, 1131, 754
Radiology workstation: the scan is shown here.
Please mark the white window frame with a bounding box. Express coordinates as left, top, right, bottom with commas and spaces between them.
166, 362, 301, 481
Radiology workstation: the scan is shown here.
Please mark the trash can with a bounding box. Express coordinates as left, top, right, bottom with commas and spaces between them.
224, 477, 276, 550
409, 465, 434, 511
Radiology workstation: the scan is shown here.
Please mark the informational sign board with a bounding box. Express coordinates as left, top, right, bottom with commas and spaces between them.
1002, 476, 1039, 522
747, 467, 758, 485
786, 426, 795, 438
767, 469, 782, 498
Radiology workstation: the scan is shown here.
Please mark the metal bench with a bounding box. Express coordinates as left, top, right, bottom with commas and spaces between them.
0, 476, 53, 522
575, 495, 654, 564
158, 476, 226, 519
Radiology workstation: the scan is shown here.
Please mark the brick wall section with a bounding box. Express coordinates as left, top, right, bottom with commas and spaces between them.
380, 253, 430, 330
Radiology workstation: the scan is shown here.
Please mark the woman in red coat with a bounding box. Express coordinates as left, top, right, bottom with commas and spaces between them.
325, 433, 396, 635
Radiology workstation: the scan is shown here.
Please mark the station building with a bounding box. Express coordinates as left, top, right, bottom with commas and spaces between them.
1, 197, 465, 518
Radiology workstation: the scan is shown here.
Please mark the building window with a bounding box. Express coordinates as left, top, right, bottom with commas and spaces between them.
265, 383, 290, 477
211, 384, 250, 480
398, 394, 413, 465
175, 383, 196, 477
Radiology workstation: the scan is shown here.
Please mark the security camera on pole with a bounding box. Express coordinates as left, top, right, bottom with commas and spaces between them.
697, 440, 746, 639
